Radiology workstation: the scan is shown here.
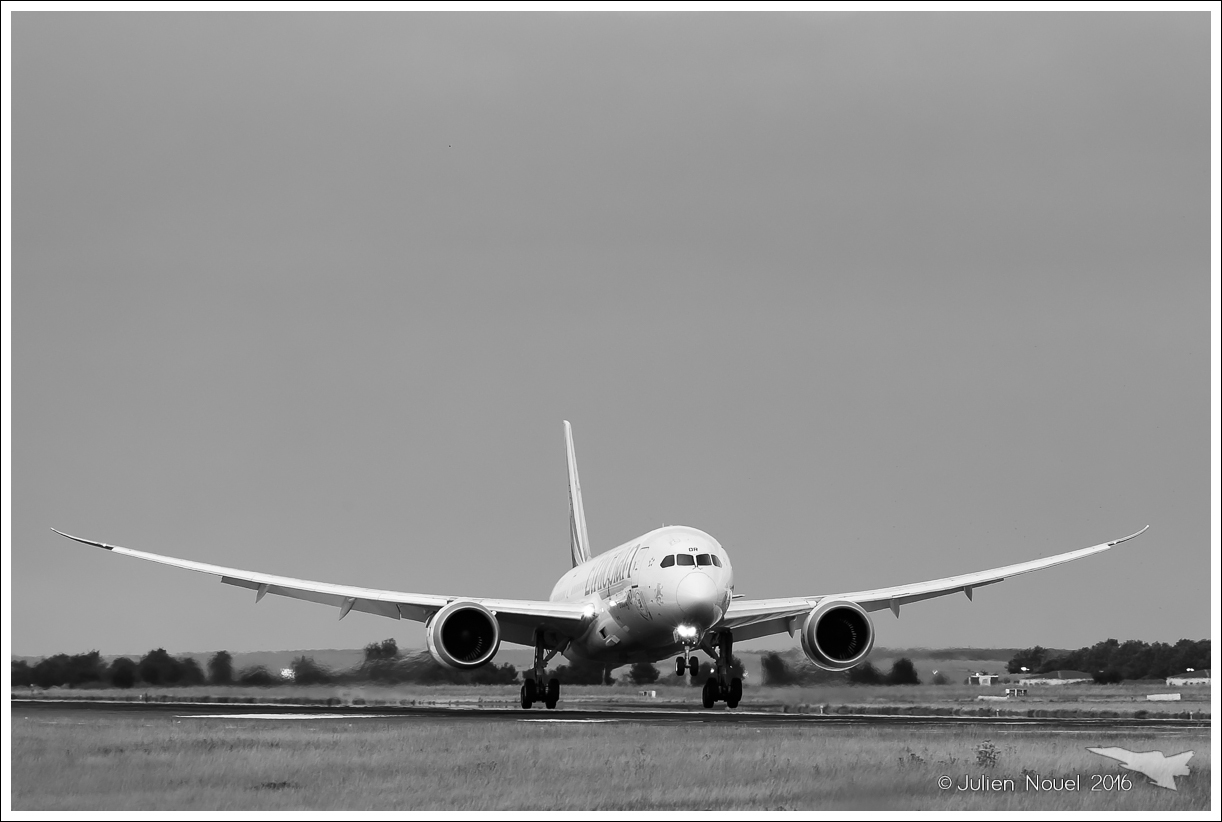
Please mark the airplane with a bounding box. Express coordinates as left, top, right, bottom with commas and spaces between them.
53, 421, 1148, 710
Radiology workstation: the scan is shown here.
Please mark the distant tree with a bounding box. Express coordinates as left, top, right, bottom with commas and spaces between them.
136, 650, 163, 685
761, 652, 796, 686
353, 650, 516, 685
208, 651, 234, 685
628, 662, 660, 685
1093, 669, 1123, 685
290, 656, 332, 685
761, 651, 848, 686
12, 660, 33, 688
467, 662, 519, 685
1007, 646, 1051, 674
1170, 638, 1210, 674
364, 638, 399, 663
31, 656, 64, 688
32, 651, 105, 688
886, 658, 921, 685
847, 661, 883, 685
1023, 638, 1211, 681
179, 657, 206, 686
931, 671, 950, 686
108, 657, 137, 689
237, 665, 277, 686
138, 649, 177, 686
689, 656, 747, 686
552, 661, 607, 685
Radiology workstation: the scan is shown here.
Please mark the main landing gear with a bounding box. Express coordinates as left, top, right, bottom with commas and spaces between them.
700, 631, 742, 709
521, 631, 561, 710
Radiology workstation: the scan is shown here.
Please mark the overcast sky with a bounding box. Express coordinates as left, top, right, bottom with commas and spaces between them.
8, 11, 1215, 659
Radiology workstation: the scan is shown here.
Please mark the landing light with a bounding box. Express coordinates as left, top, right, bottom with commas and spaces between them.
676, 624, 698, 639
582, 603, 597, 619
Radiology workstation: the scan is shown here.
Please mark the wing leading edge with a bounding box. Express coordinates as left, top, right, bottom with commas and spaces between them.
721, 527, 1148, 642
50, 529, 589, 648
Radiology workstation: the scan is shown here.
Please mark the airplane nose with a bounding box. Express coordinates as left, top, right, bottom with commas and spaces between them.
676, 573, 721, 625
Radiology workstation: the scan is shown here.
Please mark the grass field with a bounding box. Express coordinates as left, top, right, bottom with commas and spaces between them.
9, 707, 1210, 810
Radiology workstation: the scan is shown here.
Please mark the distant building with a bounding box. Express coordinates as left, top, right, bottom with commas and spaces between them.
1166, 670, 1210, 686
967, 672, 1000, 686
1019, 670, 1093, 686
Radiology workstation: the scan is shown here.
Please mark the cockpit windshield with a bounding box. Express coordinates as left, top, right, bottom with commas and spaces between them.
660, 552, 722, 568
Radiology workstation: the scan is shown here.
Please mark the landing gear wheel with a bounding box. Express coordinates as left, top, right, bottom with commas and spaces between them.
545, 678, 560, 709
701, 677, 717, 709
521, 678, 537, 709
676, 656, 686, 677
688, 657, 700, 676
727, 677, 742, 709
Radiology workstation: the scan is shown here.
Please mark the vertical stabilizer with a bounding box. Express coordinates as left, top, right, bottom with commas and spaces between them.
564, 421, 592, 567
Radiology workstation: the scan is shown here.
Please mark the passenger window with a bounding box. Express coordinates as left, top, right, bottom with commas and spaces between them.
696, 554, 712, 566
660, 555, 675, 568
711, 555, 722, 567
676, 554, 695, 566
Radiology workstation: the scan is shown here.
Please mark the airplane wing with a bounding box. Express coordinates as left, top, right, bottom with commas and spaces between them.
720, 527, 1148, 642
51, 529, 590, 649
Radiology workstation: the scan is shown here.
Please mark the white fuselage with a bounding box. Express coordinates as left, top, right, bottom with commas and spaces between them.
549, 525, 734, 665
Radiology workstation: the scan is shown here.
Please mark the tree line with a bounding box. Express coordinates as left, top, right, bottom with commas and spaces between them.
760, 651, 922, 686
11, 649, 290, 690
1006, 638, 1210, 682
10, 638, 711, 690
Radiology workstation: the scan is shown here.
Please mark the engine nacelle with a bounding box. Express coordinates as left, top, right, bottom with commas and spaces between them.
425, 600, 501, 670
799, 599, 875, 672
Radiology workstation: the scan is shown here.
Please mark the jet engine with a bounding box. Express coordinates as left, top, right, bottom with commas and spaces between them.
799, 599, 875, 672
425, 600, 501, 669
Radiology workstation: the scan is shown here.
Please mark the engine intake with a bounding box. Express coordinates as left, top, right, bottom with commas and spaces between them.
799, 599, 875, 672
425, 600, 501, 669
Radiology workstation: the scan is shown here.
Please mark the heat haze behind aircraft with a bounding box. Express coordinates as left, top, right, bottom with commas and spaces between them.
54, 421, 1147, 709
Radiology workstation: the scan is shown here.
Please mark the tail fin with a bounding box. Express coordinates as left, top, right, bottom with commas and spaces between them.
564, 421, 592, 568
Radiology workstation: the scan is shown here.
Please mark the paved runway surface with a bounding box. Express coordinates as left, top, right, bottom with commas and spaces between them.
12, 699, 1210, 732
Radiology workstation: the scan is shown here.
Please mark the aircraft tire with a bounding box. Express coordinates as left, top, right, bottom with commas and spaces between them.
523, 678, 537, 709
675, 657, 685, 677
727, 677, 742, 708
688, 657, 700, 675
701, 677, 717, 709
520, 685, 532, 709
545, 678, 560, 709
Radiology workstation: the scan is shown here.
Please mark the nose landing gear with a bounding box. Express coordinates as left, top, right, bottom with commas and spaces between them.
675, 653, 700, 678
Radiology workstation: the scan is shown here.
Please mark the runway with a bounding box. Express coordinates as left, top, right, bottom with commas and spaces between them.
12, 699, 1210, 732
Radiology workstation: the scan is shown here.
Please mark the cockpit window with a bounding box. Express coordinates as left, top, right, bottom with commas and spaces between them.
710, 555, 722, 567
660, 554, 675, 568
696, 554, 712, 566
676, 553, 695, 566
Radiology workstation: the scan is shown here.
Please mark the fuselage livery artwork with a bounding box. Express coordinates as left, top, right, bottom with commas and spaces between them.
54, 422, 1147, 710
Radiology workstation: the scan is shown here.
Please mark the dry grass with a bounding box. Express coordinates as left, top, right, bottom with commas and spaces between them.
9, 707, 1210, 810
